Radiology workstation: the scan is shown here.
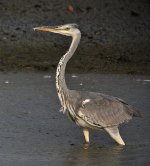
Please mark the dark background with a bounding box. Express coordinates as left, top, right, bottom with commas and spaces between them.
0, 0, 150, 74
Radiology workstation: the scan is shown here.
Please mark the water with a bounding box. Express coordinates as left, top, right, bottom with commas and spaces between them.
0, 73, 149, 166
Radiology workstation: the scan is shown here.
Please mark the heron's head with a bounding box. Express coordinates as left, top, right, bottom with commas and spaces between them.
33, 23, 80, 37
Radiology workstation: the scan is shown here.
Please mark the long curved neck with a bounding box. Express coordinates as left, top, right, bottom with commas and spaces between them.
56, 33, 81, 91
56, 32, 81, 109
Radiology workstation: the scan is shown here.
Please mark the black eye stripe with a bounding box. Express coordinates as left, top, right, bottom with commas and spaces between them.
66, 27, 70, 30
54, 23, 78, 30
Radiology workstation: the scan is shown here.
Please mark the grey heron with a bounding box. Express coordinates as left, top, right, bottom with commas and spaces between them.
33, 23, 141, 145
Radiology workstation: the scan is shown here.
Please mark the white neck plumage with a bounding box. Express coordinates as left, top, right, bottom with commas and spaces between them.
56, 30, 81, 110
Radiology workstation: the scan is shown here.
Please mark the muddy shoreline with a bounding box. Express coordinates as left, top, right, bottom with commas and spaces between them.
0, 0, 150, 74
1, 42, 149, 74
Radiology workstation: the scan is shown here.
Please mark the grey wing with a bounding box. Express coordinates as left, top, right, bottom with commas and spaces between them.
77, 95, 139, 128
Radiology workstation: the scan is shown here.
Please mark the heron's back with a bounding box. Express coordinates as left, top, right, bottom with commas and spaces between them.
67, 90, 141, 128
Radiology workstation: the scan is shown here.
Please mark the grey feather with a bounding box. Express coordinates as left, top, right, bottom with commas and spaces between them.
69, 90, 140, 128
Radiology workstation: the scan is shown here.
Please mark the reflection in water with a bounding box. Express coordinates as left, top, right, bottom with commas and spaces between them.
83, 143, 89, 150
62, 144, 124, 166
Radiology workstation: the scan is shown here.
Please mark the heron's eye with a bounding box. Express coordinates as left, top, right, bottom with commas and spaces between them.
65, 27, 70, 31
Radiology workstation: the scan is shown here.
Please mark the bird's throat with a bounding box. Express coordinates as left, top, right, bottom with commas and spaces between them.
55, 34, 81, 109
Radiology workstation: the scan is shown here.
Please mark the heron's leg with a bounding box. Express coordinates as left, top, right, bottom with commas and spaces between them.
83, 128, 89, 144
105, 126, 125, 145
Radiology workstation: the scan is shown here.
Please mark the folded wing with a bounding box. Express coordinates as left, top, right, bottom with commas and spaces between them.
77, 95, 140, 128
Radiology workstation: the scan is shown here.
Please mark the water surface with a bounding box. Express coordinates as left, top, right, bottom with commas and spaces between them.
0, 73, 149, 165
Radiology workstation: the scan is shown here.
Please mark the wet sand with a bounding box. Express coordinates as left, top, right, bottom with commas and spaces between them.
0, 73, 149, 165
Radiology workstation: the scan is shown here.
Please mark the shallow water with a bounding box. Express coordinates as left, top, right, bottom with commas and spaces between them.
0, 73, 149, 166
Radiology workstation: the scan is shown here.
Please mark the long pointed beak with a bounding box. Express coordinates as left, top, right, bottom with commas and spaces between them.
33, 25, 69, 36
33, 26, 57, 32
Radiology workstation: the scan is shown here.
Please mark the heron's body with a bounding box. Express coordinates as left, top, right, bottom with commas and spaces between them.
34, 24, 141, 145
